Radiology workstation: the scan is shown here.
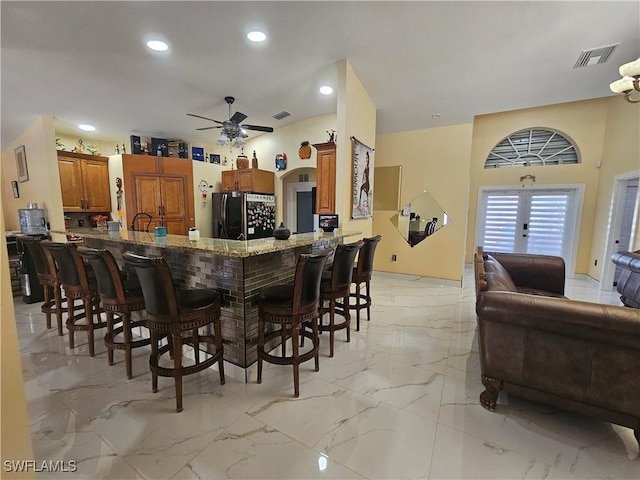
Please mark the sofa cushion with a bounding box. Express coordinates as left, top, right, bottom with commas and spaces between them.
484, 255, 518, 292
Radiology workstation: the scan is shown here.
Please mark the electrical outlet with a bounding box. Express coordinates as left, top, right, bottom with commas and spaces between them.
391, 254, 397, 261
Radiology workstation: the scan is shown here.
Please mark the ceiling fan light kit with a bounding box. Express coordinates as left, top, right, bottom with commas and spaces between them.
187, 96, 274, 148
610, 58, 640, 104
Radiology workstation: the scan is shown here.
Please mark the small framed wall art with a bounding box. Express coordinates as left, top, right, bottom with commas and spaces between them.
15, 145, 28, 182
192, 147, 205, 161
210, 154, 221, 164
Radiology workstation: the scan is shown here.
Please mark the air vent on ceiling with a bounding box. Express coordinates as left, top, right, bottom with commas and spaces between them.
573, 44, 619, 69
272, 110, 292, 120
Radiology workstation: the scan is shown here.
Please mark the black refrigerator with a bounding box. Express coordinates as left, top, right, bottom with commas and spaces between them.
211, 192, 276, 240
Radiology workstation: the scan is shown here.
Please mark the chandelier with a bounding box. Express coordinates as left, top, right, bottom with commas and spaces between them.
216, 121, 247, 148
610, 58, 640, 103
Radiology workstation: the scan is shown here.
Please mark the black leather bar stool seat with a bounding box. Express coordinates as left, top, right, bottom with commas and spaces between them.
123, 252, 224, 412
78, 247, 150, 379
41, 241, 105, 355
257, 249, 332, 397
21, 237, 71, 336
318, 241, 364, 357
338, 235, 382, 331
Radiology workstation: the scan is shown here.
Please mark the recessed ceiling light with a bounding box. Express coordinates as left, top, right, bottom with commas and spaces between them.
319, 85, 333, 95
247, 31, 266, 42
432, 113, 442, 119
78, 124, 96, 131
146, 40, 169, 52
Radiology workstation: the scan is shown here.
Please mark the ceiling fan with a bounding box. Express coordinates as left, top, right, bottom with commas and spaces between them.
187, 96, 274, 147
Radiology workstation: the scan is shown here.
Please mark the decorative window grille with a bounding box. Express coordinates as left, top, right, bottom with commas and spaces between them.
484, 129, 579, 169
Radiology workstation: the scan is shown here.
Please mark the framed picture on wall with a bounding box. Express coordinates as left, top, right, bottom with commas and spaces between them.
192, 146, 204, 161
15, 145, 28, 182
210, 154, 221, 164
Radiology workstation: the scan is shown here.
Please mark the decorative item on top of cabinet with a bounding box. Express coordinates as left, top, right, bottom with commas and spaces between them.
312, 142, 336, 214
236, 148, 249, 169
86, 144, 100, 155
299, 141, 311, 159
252, 150, 258, 169
58, 151, 111, 213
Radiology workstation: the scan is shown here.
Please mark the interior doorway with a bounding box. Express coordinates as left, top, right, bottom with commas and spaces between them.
296, 191, 314, 233
602, 172, 640, 290
286, 181, 316, 233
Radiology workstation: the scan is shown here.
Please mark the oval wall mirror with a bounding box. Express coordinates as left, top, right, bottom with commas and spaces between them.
390, 190, 449, 247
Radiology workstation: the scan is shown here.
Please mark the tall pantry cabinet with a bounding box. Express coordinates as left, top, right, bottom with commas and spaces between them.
122, 154, 195, 235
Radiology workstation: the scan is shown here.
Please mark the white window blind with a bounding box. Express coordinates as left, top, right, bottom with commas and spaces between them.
481, 193, 519, 253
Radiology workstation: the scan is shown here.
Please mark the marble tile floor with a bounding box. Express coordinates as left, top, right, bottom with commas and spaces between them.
13, 267, 640, 479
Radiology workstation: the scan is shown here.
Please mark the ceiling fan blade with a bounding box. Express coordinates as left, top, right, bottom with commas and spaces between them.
242, 124, 274, 133
186, 113, 223, 124
196, 126, 222, 131
230, 111, 248, 124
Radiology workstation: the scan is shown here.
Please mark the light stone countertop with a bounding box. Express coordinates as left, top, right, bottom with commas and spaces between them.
50, 228, 363, 258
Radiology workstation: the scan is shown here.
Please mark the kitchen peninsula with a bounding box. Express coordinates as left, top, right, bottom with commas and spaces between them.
52, 228, 361, 380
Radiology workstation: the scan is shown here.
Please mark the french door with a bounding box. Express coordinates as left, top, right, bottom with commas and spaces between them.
477, 188, 579, 263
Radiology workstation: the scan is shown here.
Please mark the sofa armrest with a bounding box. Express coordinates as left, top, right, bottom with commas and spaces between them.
612, 250, 640, 273
487, 252, 565, 296
477, 291, 640, 348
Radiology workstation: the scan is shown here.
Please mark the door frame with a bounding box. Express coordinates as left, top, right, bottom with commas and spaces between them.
286, 181, 316, 233
475, 183, 585, 277
600, 170, 640, 291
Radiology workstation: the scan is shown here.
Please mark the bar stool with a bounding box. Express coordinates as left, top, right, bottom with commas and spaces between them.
78, 247, 150, 379
20, 238, 66, 335
122, 252, 225, 412
257, 248, 332, 397
341, 235, 382, 331
41, 241, 105, 355
318, 241, 363, 357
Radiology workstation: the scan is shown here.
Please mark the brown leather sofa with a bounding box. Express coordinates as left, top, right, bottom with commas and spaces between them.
612, 250, 640, 309
474, 246, 640, 447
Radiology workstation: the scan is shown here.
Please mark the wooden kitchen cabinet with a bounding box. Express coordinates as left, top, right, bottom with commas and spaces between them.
132, 175, 188, 234
58, 151, 111, 213
221, 169, 275, 194
313, 142, 336, 214
122, 154, 195, 235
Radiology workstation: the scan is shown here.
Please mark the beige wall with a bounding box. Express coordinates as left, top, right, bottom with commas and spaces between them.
374, 123, 473, 281
1, 115, 62, 231
0, 210, 35, 479
245, 114, 337, 224
336, 60, 376, 239
465, 99, 610, 275
589, 97, 640, 278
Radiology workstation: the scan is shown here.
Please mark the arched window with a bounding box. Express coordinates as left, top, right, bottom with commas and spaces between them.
484, 128, 579, 168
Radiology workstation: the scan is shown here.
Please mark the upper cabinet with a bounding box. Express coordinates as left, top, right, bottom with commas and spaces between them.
221, 169, 275, 194
58, 151, 111, 213
313, 142, 336, 214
